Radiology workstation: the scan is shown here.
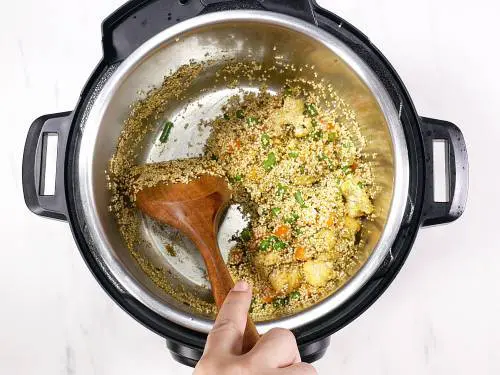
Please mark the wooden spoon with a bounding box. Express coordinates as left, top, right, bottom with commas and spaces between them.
136, 174, 260, 353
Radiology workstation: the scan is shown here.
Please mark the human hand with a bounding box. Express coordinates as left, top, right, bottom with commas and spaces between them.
194, 281, 317, 375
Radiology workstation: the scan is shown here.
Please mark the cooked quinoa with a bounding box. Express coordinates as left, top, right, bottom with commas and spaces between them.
108, 62, 376, 321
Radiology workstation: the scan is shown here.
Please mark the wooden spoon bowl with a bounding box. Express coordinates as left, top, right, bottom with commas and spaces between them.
136, 175, 259, 352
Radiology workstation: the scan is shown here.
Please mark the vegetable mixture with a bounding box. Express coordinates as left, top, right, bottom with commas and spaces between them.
108, 61, 377, 320
203, 88, 375, 319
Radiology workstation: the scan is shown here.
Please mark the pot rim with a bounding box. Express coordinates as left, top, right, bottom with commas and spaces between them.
78, 10, 409, 334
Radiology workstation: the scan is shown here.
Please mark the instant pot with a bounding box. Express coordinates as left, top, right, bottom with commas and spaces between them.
22, 0, 468, 367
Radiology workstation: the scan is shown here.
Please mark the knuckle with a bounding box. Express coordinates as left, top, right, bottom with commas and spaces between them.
210, 318, 240, 335
269, 327, 296, 342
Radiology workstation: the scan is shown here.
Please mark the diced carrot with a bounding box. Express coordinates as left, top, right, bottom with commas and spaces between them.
263, 295, 274, 304
274, 225, 289, 238
294, 247, 307, 261
235, 139, 242, 148
326, 214, 335, 227
327, 123, 335, 131
351, 162, 358, 171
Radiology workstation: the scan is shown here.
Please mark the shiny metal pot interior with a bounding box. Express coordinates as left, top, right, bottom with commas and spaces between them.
78, 10, 409, 334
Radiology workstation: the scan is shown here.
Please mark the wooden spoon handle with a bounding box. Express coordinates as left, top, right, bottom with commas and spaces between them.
195, 238, 260, 353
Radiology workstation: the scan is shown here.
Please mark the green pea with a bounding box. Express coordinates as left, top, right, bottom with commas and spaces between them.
259, 238, 271, 251
233, 174, 243, 182
273, 240, 287, 251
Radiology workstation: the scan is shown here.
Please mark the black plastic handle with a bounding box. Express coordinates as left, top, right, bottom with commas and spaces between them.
22, 112, 73, 221
102, 0, 317, 64
421, 117, 468, 226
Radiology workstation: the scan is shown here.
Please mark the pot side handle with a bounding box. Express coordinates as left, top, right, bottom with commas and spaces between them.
22, 112, 72, 221
420, 117, 469, 226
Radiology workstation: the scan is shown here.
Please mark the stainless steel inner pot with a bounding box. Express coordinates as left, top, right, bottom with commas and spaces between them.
78, 10, 409, 334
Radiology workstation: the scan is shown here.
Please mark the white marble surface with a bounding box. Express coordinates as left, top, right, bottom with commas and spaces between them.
1, 0, 499, 374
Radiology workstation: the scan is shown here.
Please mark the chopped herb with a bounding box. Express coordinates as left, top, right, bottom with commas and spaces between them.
327, 132, 337, 143
283, 85, 292, 96
305, 103, 318, 117
342, 165, 352, 174
357, 181, 365, 188
249, 297, 256, 313
271, 207, 281, 217
224, 113, 230, 120
261, 133, 271, 147
247, 117, 259, 126
294, 191, 307, 207
211, 155, 218, 161
277, 183, 287, 197
312, 130, 323, 141
288, 151, 299, 159
240, 228, 252, 242
285, 212, 299, 224
289, 291, 301, 300
159, 121, 174, 143
293, 227, 303, 235
299, 165, 305, 174
236, 109, 245, 119
273, 296, 289, 308
263, 152, 277, 171
233, 174, 243, 182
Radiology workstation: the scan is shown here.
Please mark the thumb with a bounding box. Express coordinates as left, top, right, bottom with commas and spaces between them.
204, 281, 252, 356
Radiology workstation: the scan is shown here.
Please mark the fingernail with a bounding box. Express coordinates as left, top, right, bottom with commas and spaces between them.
233, 281, 249, 292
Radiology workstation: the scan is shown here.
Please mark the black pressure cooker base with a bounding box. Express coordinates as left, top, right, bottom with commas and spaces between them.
21, 0, 468, 369
165, 336, 331, 368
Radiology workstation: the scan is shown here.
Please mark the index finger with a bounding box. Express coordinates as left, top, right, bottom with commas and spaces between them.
204, 281, 252, 355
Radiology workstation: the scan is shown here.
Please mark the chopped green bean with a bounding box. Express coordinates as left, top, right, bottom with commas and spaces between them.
263, 152, 277, 171
159, 121, 174, 143
304, 103, 318, 117
247, 117, 259, 126
285, 212, 299, 224
277, 183, 287, 197
294, 191, 307, 207
271, 207, 281, 217
261, 133, 271, 147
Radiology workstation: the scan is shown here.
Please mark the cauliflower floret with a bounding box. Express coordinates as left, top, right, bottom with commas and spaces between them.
303, 260, 334, 287
315, 228, 337, 250
341, 179, 373, 217
269, 266, 302, 293
266, 97, 313, 138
